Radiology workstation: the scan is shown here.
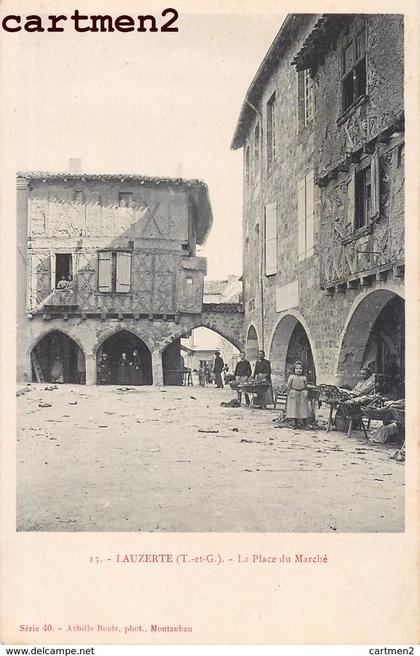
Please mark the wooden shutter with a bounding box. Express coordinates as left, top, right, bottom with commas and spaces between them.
347, 165, 356, 228
305, 172, 314, 256
72, 253, 78, 279
297, 178, 306, 261
370, 149, 380, 219
116, 252, 131, 293
50, 252, 56, 290
265, 202, 277, 275
98, 251, 112, 292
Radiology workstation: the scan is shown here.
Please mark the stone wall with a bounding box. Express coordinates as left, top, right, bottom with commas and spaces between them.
240, 15, 404, 388
314, 15, 404, 173
21, 302, 246, 385
22, 177, 207, 315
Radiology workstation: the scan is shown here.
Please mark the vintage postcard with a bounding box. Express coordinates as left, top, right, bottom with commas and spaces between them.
0, 0, 419, 646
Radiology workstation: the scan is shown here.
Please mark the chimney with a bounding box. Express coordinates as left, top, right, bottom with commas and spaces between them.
69, 158, 82, 174
175, 162, 183, 178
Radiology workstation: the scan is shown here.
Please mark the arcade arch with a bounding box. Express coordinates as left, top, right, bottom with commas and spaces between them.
96, 329, 153, 385
336, 290, 404, 392
269, 314, 317, 386
30, 329, 86, 384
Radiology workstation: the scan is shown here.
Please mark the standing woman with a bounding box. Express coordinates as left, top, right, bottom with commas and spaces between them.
117, 351, 130, 385
129, 349, 143, 386
50, 355, 64, 383
286, 360, 311, 427
97, 353, 111, 385
253, 350, 272, 408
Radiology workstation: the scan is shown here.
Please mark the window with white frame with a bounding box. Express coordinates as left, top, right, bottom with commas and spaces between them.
297, 172, 314, 261
264, 202, 277, 275
98, 251, 132, 293
298, 69, 314, 130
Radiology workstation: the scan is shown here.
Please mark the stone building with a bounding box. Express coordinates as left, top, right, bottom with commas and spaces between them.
181, 276, 243, 373
17, 171, 224, 385
231, 14, 404, 392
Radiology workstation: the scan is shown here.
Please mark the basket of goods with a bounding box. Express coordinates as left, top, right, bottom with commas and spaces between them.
229, 379, 240, 390
307, 384, 320, 402
391, 408, 405, 425
317, 384, 341, 404
360, 398, 394, 422
385, 399, 405, 425
237, 379, 270, 394
337, 388, 352, 402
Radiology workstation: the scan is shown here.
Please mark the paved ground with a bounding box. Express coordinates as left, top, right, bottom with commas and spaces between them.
16, 384, 404, 532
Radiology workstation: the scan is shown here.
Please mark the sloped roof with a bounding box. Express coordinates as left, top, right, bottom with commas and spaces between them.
231, 14, 317, 150
17, 170, 207, 187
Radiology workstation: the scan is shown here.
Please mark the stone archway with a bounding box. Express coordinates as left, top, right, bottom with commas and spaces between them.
30, 329, 86, 384
269, 314, 317, 387
161, 325, 241, 386
96, 329, 153, 385
336, 289, 405, 390
245, 324, 259, 364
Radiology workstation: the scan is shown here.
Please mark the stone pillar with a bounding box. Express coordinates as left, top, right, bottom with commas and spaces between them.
152, 350, 163, 386
85, 354, 97, 385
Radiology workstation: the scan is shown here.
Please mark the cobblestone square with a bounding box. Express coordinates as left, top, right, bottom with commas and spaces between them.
17, 384, 404, 532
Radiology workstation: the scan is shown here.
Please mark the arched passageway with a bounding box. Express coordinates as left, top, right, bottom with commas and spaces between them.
31, 330, 86, 384
164, 326, 240, 385
269, 315, 316, 386
245, 325, 259, 363
337, 290, 404, 393
97, 330, 152, 385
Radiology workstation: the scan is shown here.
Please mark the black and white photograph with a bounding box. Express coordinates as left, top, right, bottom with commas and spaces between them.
2, 0, 419, 648
15, 12, 406, 534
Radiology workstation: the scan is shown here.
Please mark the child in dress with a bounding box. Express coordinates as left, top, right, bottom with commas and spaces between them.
286, 361, 311, 428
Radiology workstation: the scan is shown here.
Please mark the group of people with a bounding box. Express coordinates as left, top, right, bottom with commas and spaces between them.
223, 349, 314, 426
197, 350, 231, 388
197, 362, 214, 387
56, 275, 73, 290
97, 350, 143, 385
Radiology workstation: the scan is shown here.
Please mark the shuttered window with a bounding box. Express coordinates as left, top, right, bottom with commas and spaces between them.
341, 26, 367, 112
298, 171, 315, 261
115, 252, 132, 292
98, 251, 131, 293
265, 202, 277, 276
349, 150, 380, 230
98, 251, 112, 292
